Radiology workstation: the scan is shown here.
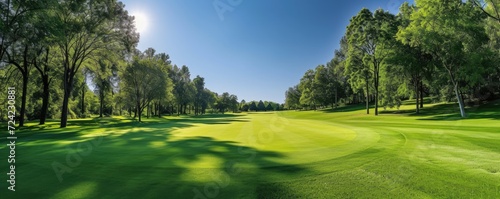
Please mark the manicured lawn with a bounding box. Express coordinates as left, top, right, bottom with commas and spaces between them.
2, 100, 500, 198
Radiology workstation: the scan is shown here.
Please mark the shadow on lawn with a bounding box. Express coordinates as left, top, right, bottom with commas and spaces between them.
379, 101, 500, 121
7, 114, 306, 198
321, 104, 370, 113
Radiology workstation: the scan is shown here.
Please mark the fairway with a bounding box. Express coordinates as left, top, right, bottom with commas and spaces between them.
2, 101, 500, 198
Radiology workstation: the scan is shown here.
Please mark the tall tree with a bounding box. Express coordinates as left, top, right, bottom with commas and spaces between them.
122, 49, 168, 122
298, 69, 315, 109
346, 8, 398, 116
249, 101, 257, 112
285, 85, 301, 110
193, 75, 205, 115
386, 2, 433, 114
398, 0, 492, 117
1, 0, 48, 126
257, 100, 266, 112
312, 65, 329, 107
55, 0, 134, 127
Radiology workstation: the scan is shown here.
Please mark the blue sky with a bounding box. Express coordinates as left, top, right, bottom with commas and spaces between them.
120, 0, 409, 103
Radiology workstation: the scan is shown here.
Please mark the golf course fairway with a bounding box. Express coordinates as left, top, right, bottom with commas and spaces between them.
2, 101, 500, 198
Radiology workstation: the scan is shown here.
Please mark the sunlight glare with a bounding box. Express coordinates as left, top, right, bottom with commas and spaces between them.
132, 12, 149, 35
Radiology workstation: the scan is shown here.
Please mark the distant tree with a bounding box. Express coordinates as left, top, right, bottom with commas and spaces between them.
249, 101, 257, 111
122, 49, 168, 122
193, 75, 205, 115
229, 94, 238, 113
266, 103, 274, 111
214, 92, 238, 113
257, 100, 266, 111
171, 65, 195, 115
239, 100, 248, 111
312, 65, 330, 107
298, 69, 315, 108
285, 85, 301, 109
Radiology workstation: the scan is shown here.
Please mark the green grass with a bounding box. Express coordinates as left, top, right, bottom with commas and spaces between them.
2, 100, 500, 198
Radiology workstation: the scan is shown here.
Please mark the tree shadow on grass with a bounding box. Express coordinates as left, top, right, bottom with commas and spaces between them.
379, 102, 500, 121
321, 104, 369, 113
4, 114, 306, 198
14, 114, 250, 141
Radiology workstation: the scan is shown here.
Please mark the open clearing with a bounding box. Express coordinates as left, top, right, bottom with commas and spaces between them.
2, 101, 500, 198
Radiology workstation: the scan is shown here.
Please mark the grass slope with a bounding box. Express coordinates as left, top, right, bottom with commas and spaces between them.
1, 100, 500, 198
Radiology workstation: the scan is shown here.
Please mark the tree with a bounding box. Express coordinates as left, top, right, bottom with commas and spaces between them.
122, 49, 168, 122
346, 8, 398, 116
90, 57, 116, 117
327, 51, 349, 108
285, 85, 301, 109
201, 88, 215, 114
229, 94, 238, 113
345, 24, 372, 114
216, 92, 232, 114
471, 0, 500, 23
1, 0, 49, 126
397, 0, 492, 117
384, 2, 433, 113
257, 100, 265, 111
266, 103, 274, 111
33, 46, 58, 124
312, 65, 329, 107
249, 101, 257, 112
171, 65, 195, 115
193, 75, 205, 115
54, 0, 136, 127
298, 69, 315, 109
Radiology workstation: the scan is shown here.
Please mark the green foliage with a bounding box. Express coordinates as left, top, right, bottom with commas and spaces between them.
257, 100, 266, 111
397, 0, 494, 117
287, 1, 499, 117
285, 85, 301, 110
121, 49, 169, 121
249, 101, 257, 111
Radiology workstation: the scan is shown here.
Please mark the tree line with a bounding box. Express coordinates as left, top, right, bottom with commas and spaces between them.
285, 0, 500, 117
0, 0, 245, 127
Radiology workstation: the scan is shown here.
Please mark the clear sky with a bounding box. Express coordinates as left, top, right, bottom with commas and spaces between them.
120, 0, 409, 103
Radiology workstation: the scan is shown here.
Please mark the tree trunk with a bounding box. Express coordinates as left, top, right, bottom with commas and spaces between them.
415, 79, 420, 114
335, 86, 338, 108
133, 105, 137, 118
420, 80, 424, 108
18, 71, 28, 127
60, 70, 74, 128
158, 102, 161, 118
137, 100, 141, 122
81, 84, 85, 117
366, 82, 370, 115
374, 67, 379, 116
147, 103, 150, 119
99, 93, 104, 118
454, 83, 466, 118
39, 76, 50, 125
60, 85, 70, 128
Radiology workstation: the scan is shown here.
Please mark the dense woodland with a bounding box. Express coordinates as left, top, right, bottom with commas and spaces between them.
0, 0, 499, 128
285, 0, 500, 117
0, 0, 281, 128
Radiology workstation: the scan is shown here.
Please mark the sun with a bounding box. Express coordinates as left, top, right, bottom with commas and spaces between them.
131, 12, 149, 35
